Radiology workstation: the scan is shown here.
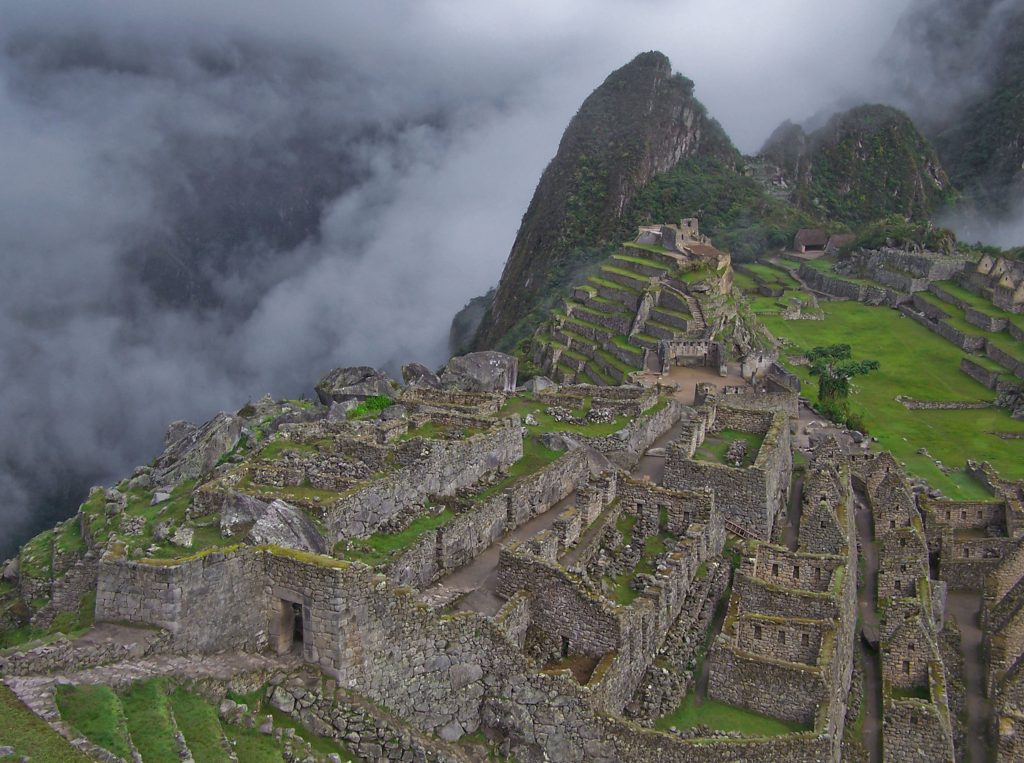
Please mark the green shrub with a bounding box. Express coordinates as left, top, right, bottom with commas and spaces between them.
346, 396, 394, 419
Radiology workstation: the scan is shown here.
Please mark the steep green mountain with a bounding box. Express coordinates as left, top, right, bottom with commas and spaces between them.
931, 5, 1024, 211
759, 105, 954, 225
467, 51, 737, 352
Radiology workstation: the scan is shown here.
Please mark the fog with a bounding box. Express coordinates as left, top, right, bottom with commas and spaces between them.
0, 0, 1010, 557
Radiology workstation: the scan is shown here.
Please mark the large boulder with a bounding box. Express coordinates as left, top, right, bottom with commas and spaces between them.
220, 492, 273, 537
521, 376, 556, 394
440, 352, 518, 393
154, 412, 242, 485
315, 366, 396, 405
401, 362, 441, 389
245, 499, 328, 554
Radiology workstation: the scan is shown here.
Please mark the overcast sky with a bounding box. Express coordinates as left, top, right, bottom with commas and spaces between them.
2, 0, 1008, 556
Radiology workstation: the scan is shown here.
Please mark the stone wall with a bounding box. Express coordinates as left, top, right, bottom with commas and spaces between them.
388, 449, 591, 588
734, 615, 829, 665
882, 694, 955, 762
663, 408, 791, 539
575, 398, 683, 469
960, 357, 1001, 389
325, 420, 522, 539
707, 642, 826, 724
900, 303, 987, 352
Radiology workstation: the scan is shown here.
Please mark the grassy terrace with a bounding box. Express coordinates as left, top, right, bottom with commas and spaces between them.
56, 679, 359, 763
933, 280, 1024, 332
612, 252, 671, 270
3, 684, 92, 762
623, 241, 670, 254
761, 301, 1024, 496
335, 507, 455, 566
741, 262, 800, 289
604, 513, 674, 605
915, 291, 1024, 364
693, 429, 765, 468
655, 696, 810, 737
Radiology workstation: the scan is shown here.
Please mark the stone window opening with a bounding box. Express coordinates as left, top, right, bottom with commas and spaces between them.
961, 510, 967, 520
815, 567, 822, 581
754, 624, 762, 640
977, 510, 983, 519
908, 643, 914, 652
899, 539, 907, 547
772, 563, 779, 577
903, 660, 911, 674
274, 595, 307, 657
778, 630, 786, 645
561, 636, 570, 658
900, 563, 907, 572
801, 633, 809, 647
946, 510, 951, 520
890, 519, 897, 529
820, 520, 827, 529
793, 565, 800, 580
895, 579, 902, 592
964, 547, 971, 558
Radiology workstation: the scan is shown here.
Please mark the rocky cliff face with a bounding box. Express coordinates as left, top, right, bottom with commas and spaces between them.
882, 0, 1024, 214
467, 51, 735, 351
759, 105, 953, 225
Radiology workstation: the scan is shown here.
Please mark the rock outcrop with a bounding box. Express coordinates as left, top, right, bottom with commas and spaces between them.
154, 412, 242, 485
245, 499, 328, 554
759, 104, 952, 224
315, 366, 396, 405
467, 51, 736, 351
441, 352, 518, 393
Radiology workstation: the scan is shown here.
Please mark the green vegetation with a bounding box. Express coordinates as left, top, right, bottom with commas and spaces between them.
2, 684, 92, 762
655, 695, 809, 737
336, 508, 455, 566
472, 436, 564, 502
168, 689, 233, 763
626, 155, 817, 262
807, 344, 880, 430
693, 429, 765, 468
761, 301, 1024, 496
346, 395, 394, 420
120, 678, 180, 763
498, 395, 634, 437
54, 683, 134, 760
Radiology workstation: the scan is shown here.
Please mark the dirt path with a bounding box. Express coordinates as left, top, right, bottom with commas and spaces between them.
946, 590, 993, 762
854, 488, 882, 762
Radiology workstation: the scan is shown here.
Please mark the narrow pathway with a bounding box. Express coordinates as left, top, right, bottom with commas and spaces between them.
854, 490, 882, 763
946, 590, 993, 762
431, 418, 692, 615
784, 473, 805, 551
694, 587, 730, 703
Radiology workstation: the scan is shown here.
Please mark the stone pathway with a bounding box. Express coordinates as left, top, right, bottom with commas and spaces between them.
5, 651, 301, 727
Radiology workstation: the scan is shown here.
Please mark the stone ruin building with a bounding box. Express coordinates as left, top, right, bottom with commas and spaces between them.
3, 227, 1024, 762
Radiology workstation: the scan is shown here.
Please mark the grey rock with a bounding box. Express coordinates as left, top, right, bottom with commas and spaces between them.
151, 491, 171, 505
154, 412, 242, 485
220, 492, 271, 536
449, 663, 483, 690
379, 404, 407, 422
326, 400, 360, 421
438, 721, 464, 742
258, 716, 274, 734
126, 474, 152, 491
440, 351, 518, 393
171, 526, 194, 548
165, 420, 198, 448
270, 686, 295, 713
524, 413, 538, 426
315, 366, 396, 405
105, 488, 127, 509
401, 362, 441, 389
245, 499, 328, 554
0, 745, 15, 758
218, 699, 238, 719
521, 375, 556, 394
1, 558, 17, 582
153, 521, 174, 542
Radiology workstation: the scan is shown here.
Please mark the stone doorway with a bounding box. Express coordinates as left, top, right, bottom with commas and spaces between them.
273, 593, 307, 656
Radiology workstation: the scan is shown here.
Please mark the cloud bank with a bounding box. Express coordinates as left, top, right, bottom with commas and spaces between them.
0, 0, 945, 557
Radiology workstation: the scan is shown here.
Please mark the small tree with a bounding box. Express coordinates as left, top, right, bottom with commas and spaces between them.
807, 344, 879, 428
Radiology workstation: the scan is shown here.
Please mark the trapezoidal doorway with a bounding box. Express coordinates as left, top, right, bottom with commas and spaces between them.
274, 596, 307, 656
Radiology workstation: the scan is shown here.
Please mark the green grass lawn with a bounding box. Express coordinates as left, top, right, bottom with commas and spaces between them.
762, 301, 1024, 497
933, 280, 1024, 332
54, 683, 134, 760
655, 695, 809, 737
694, 429, 765, 468
121, 678, 181, 763
336, 508, 454, 566
4, 684, 93, 762
168, 689, 233, 763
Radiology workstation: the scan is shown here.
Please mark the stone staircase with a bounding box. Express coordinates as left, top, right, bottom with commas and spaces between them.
535, 241, 722, 385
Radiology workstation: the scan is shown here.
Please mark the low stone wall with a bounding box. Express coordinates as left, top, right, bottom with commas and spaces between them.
896, 395, 992, 410
987, 344, 1024, 380
798, 265, 904, 307
708, 642, 825, 724
325, 420, 522, 539
575, 398, 683, 469
882, 696, 955, 762
0, 630, 167, 676
961, 357, 1001, 389
900, 304, 987, 352
388, 450, 591, 588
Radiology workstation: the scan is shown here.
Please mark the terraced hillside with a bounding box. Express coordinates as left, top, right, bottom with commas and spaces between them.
533, 223, 732, 385
731, 250, 1024, 497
